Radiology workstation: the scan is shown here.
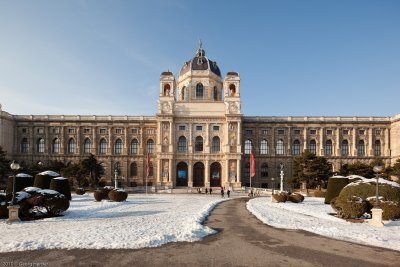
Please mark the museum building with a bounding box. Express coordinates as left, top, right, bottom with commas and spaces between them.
1, 44, 400, 190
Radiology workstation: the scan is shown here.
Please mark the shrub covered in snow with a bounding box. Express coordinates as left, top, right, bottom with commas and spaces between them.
324, 177, 349, 204
367, 199, 400, 220
34, 172, 59, 189
94, 189, 105, 202
0, 194, 8, 218
108, 189, 128, 202
288, 193, 305, 203
50, 177, 71, 200
5, 174, 34, 195
334, 196, 368, 219
272, 192, 288, 203
75, 188, 86, 195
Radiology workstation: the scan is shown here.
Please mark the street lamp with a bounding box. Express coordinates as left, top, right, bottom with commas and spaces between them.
373, 165, 383, 207
7, 161, 21, 223
370, 165, 384, 227
114, 166, 119, 189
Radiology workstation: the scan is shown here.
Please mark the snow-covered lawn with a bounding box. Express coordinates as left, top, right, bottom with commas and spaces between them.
247, 197, 400, 251
1, 194, 226, 252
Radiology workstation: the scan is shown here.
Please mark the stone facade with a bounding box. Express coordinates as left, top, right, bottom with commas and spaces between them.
0, 45, 399, 189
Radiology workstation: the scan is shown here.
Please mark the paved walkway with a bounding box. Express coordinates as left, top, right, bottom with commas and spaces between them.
1, 198, 400, 266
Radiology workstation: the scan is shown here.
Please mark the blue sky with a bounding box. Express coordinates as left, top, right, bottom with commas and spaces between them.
1, 0, 399, 116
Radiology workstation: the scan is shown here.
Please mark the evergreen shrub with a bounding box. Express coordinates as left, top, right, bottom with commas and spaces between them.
6, 174, 34, 194
75, 188, 86, 195
335, 196, 368, 219
50, 177, 71, 200
325, 177, 349, 204
289, 193, 305, 203
272, 192, 287, 203
108, 189, 128, 202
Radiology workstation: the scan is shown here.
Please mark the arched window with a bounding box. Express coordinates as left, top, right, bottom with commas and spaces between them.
178, 136, 187, 152
358, 140, 365, 156
213, 86, 218, 101
244, 139, 252, 154
196, 83, 204, 98
21, 138, 29, 153
261, 163, 268, 177
292, 140, 300, 155
341, 140, 349, 155
99, 138, 107, 154
130, 139, 138, 154
83, 138, 91, 154
52, 138, 60, 154
37, 138, 45, 153
276, 139, 285, 155
260, 139, 268, 155
374, 140, 381, 156
130, 162, 137, 177
309, 140, 316, 154
181, 86, 186, 101
67, 138, 76, 154
195, 136, 203, 152
114, 139, 123, 154
164, 84, 170, 96
229, 84, 236, 96
147, 139, 154, 154
212, 136, 220, 153
325, 140, 333, 156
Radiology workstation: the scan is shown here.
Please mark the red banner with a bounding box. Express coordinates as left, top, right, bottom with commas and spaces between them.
250, 149, 255, 178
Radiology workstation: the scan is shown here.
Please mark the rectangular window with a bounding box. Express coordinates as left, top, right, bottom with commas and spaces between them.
213, 126, 220, 131
179, 125, 186, 131
115, 128, 123, 134
100, 128, 107, 134
359, 129, 365, 135
245, 129, 253, 135
261, 129, 268, 135
343, 129, 349, 135
277, 129, 285, 135
22, 128, 27, 134
375, 129, 381, 135
326, 130, 333, 135
83, 128, 90, 134
131, 128, 138, 134
52, 128, 59, 134
294, 129, 301, 135
68, 128, 75, 134
310, 129, 316, 135
147, 129, 154, 135
37, 128, 44, 134
196, 125, 203, 131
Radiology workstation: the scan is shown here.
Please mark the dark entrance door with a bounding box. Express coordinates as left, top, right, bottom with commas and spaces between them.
193, 162, 205, 187
210, 162, 222, 187
176, 162, 188, 186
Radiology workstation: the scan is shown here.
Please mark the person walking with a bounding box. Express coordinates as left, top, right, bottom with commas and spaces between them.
210, 188, 212, 195
205, 188, 208, 194
220, 187, 224, 198
227, 189, 231, 198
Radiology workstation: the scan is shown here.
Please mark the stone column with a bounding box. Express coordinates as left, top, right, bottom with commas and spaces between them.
336, 128, 341, 156
368, 128, 373, 156
319, 128, 324, 156
352, 128, 357, 156
188, 160, 193, 188
204, 159, 210, 188
156, 158, 161, 187
168, 158, 173, 183
225, 159, 229, 187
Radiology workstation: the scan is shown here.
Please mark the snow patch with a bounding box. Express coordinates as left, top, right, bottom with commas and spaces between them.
16, 173, 32, 178
38, 171, 60, 177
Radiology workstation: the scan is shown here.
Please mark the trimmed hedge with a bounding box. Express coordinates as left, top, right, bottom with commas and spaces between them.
75, 188, 86, 195
6, 174, 34, 195
325, 177, 349, 204
367, 199, 400, 220
334, 196, 368, 219
34, 175, 54, 189
50, 177, 71, 200
272, 192, 288, 203
108, 189, 128, 202
288, 193, 305, 203
94, 190, 105, 201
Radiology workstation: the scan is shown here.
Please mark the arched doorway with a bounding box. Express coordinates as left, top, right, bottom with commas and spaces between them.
210, 162, 222, 187
176, 162, 188, 186
193, 162, 205, 187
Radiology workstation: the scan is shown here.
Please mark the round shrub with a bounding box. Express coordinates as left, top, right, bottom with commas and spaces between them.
338, 182, 400, 204
75, 188, 86, 195
0, 194, 8, 218
43, 195, 70, 216
108, 189, 128, 202
272, 192, 287, 203
6, 174, 34, 194
94, 190, 105, 202
101, 186, 114, 199
34, 171, 60, 189
367, 199, 400, 220
313, 190, 326, 198
325, 177, 349, 204
50, 177, 71, 200
289, 193, 305, 203
335, 196, 368, 219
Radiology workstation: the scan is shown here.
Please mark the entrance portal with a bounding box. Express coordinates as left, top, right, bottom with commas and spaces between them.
176, 162, 188, 186
193, 162, 205, 187
210, 162, 222, 187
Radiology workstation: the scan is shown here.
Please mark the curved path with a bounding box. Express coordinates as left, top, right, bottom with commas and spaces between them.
1, 198, 399, 266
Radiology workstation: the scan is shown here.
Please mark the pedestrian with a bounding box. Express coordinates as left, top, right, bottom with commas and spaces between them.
227, 189, 230, 198
210, 188, 212, 194
205, 188, 208, 194
220, 187, 224, 198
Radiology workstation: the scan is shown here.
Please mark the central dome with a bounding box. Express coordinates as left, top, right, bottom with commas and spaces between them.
179, 43, 221, 77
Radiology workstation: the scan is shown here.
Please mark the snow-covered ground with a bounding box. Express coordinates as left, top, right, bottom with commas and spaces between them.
0, 194, 226, 252
247, 197, 400, 251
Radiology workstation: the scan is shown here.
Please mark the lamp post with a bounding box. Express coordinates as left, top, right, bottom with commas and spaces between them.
114, 166, 118, 189
7, 161, 21, 223
370, 165, 384, 227
279, 163, 284, 192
